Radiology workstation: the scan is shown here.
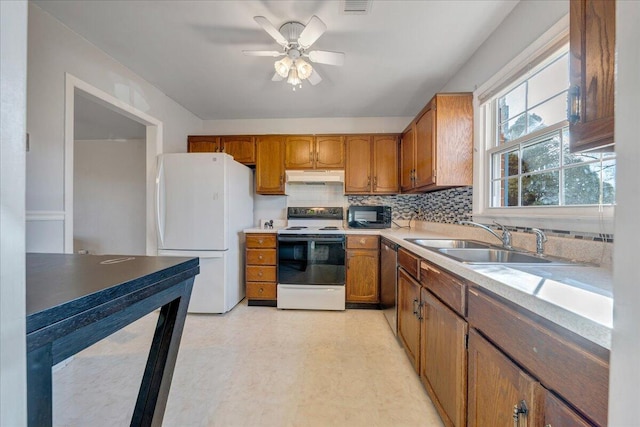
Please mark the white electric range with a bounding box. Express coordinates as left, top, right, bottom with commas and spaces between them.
276, 207, 346, 310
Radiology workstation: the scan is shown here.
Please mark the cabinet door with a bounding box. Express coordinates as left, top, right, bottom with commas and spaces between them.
467, 329, 542, 427
372, 135, 399, 194
414, 104, 435, 188
569, 0, 615, 152
346, 249, 379, 303
345, 135, 372, 193
220, 136, 255, 164
420, 289, 467, 427
545, 390, 593, 427
400, 126, 415, 191
397, 268, 421, 373
188, 136, 219, 152
285, 135, 315, 169
256, 136, 285, 194
316, 135, 345, 169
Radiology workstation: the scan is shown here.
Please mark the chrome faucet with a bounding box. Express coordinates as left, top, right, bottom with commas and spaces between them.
530, 228, 547, 254
459, 220, 512, 249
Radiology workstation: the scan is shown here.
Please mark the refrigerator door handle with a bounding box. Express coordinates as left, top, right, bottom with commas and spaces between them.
155, 157, 165, 248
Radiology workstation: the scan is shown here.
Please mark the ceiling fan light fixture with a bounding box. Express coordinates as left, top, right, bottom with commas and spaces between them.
295, 58, 313, 80
274, 56, 293, 78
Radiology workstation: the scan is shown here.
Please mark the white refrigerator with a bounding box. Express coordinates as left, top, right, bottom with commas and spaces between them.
156, 153, 254, 313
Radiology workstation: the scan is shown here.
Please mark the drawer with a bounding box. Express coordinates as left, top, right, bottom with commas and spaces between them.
246, 234, 276, 248
246, 265, 276, 282
246, 282, 277, 300
346, 235, 379, 250
246, 249, 276, 265
420, 261, 466, 316
467, 288, 609, 427
398, 247, 419, 280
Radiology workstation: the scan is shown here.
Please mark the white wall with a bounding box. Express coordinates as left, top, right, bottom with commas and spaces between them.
441, 0, 569, 92
608, 1, 640, 425
203, 117, 413, 135
74, 139, 146, 255
26, 4, 203, 252
0, 1, 27, 424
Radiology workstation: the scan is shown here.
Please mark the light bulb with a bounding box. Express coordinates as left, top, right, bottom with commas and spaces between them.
287, 67, 301, 86
274, 56, 293, 78
295, 58, 313, 80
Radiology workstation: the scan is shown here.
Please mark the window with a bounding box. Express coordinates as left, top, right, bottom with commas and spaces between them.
475, 33, 615, 233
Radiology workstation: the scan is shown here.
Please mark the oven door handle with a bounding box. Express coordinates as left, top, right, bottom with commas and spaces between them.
277, 236, 345, 243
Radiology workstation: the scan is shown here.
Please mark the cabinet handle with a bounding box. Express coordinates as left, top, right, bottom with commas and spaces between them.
259, 287, 264, 294
315, 151, 319, 162
513, 400, 528, 427
427, 265, 441, 275
280, 174, 284, 186
309, 151, 313, 163
412, 298, 419, 315
258, 255, 263, 260
258, 239, 264, 245
568, 85, 581, 124
257, 271, 263, 277
359, 238, 366, 245
373, 176, 377, 190
367, 176, 371, 187
417, 302, 424, 321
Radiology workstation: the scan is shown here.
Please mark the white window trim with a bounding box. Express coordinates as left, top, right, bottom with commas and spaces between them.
471, 14, 614, 234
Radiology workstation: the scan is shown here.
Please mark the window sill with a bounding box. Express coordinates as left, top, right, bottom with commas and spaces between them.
473, 207, 614, 235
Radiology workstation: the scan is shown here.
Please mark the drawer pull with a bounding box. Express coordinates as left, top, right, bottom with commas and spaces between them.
258, 271, 263, 277
259, 287, 264, 294
258, 239, 264, 245
258, 255, 263, 260
360, 238, 366, 245
428, 265, 441, 275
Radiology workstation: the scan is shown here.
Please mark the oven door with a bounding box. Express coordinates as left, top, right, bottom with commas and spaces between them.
277, 235, 345, 286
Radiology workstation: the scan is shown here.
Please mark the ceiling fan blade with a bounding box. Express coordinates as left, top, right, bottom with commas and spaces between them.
242, 50, 284, 57
297, 15, 327, 49
272, 72, 284, 82
307, 69, 322, 86
254, 16, 288, 47
308, 50, 345, 66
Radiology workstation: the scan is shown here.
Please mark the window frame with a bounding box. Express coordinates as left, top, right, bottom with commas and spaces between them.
471, 16, 614, 234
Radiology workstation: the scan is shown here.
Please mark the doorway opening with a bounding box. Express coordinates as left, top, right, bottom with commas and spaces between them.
64, 74, 162, 255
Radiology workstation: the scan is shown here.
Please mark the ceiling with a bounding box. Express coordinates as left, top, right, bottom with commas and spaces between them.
74, 92, 146, 140
34, 1, 519, 121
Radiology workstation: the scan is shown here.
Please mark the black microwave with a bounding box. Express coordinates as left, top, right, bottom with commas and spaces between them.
347, 206, 392, 229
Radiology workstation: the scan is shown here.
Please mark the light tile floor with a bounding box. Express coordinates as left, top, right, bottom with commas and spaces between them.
53, 300, 444, 427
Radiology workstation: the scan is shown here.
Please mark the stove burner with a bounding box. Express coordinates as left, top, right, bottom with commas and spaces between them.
286, 226, 308, 230
320, 226, 339, 230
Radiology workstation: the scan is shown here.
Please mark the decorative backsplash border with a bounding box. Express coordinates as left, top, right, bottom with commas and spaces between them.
347, 186, 614, 242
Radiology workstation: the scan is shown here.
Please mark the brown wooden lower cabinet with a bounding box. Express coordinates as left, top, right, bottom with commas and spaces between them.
245, 233, 277, 305
467, 328, 543, 427
346, 235, 379, 303
420, 288, 467, 427
397, 267, 421, 372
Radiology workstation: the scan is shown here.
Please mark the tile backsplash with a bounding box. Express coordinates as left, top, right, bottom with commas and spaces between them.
348, 187, 473, 223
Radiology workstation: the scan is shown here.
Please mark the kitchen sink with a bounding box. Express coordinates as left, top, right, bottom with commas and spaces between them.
437, 248, 577, 265
404, 238, 493, 249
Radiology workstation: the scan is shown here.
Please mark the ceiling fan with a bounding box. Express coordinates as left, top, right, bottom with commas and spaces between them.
243, 15, 345, 90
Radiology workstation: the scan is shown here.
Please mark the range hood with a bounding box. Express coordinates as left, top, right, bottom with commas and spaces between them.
285, 170, 345, 185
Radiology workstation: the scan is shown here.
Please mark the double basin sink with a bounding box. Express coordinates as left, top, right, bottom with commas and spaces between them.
405, 239, 580, 266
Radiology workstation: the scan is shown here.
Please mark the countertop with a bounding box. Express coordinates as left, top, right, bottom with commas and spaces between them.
244, 226, 613, 348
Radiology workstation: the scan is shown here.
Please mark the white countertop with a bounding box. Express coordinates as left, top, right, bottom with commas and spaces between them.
378, 227, 612, 349
244, 225, 613, 348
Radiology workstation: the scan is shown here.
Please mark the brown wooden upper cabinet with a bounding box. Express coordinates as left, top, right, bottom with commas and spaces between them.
569, 0, 616, 152
401, 93, 473, 193
284, 135, 344, 169
187, 135, 256, 164
255, 136, 285, 195
345, 135, 399, 194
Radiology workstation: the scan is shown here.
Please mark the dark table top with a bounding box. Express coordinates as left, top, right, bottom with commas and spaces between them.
26, 253, 198, 333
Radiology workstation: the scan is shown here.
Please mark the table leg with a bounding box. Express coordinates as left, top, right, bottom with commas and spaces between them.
131, 279, 193, 427
27, 343, 53, 427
